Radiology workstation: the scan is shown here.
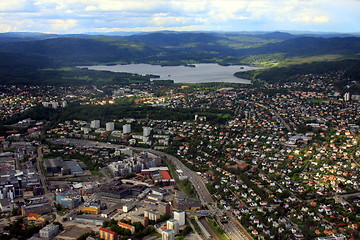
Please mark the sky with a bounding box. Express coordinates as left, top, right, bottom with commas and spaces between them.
0, 0, 359, 34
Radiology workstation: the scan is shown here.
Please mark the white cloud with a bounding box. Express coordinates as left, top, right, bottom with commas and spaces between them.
0, 0, 358, 33
50, 19, 78, 31
313, 16, 330, 23
0, 23, 14, 32
151, 13, 189, 27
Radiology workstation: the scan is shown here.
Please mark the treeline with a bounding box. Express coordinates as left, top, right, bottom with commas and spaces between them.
3, 103, 233, 126
0, 65, 153, 86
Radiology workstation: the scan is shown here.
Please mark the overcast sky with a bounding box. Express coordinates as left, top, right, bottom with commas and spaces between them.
1, 0, 359, 34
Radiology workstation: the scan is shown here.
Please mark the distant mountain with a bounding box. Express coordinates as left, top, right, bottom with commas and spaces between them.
0, 31, 359, 85
0, 32, 358, 65
125, 32, 227, 47
238, 36, 360, 57
254, 31, 296, 40
0, 37, 160, 65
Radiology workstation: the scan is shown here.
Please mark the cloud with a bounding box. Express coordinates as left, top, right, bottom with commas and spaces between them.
0, 23, 14, 32
0, 0, 358, 33
151, 13, 190, 27
313, 16, 330, 23
50, 19, 78, 31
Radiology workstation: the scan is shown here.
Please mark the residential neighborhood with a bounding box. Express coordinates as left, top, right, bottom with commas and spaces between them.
0, 72, 359, 240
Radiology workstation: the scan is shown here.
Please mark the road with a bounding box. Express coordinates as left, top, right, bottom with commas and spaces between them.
131, 147, 252, 240
36, 146, 49, 194
47, 139, 252, 239
255, 103, 293, 132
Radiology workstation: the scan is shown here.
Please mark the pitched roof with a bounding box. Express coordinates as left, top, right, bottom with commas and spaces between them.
99, 227, 116, 235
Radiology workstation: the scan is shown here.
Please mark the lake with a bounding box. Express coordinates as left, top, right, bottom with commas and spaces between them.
80, 63, 261, 84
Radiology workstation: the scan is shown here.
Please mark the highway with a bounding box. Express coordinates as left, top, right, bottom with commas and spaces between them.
47, 138, 252, 239
36, 146, 49, 194
131, 147, 252, 240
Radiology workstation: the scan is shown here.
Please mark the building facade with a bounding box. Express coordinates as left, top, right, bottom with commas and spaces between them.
99, 227, 118, 240
167, 219, 179, 235
162, 229, 174, 240
39, 224, 60, 239
173, 211, 185, 226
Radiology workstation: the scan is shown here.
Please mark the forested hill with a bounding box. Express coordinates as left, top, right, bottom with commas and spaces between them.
234, 59, 360, 93
0, 32, 359, 67
238, 37, 360, 57
0, 37, 161, 66
0, 31, 359, 86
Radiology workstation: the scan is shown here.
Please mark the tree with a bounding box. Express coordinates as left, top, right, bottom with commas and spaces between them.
133, 222, 144, 232
76, 232, 93, 240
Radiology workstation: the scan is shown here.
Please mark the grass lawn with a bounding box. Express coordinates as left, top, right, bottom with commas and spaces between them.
57, 211, 66, 216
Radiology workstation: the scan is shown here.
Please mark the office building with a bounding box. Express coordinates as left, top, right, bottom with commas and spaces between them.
162, 229, 174, 240
173, 211, 185, 226
91, 120, 100, 128
106, 122, 115, 131
167, 219, 179, 235
123, 124, 131, 134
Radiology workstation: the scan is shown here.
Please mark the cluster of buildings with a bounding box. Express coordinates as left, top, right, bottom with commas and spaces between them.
47, 119, 170, 147
108, 151, 162, 177
44, 157, 84, 176
0, 85, 90, 120
0, 141, 44, 212
0, 70, 359, 240
123, 77, 358, 238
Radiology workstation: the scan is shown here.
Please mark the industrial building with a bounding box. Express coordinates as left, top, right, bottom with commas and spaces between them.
99, 180, 147, 199
44, 158, 83, 175
39, 224, 60, 239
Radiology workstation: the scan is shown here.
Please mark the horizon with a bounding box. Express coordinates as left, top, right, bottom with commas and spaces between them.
1, 30, 360, 37
1, 0, 359, 34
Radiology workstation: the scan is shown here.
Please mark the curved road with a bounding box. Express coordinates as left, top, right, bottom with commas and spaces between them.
48, 138, 252, 239
131, 147, 252, 240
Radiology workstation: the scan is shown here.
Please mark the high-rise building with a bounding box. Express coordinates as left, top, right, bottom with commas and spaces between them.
167, 219, 179, 235
123, 124, 131, 134
143, 127, 151, 137
106, 122, 115, 131
52, 102, 59, 109
91, 120, 100, 128
162, 229, 174, 240
173, 211, 185, 226
144, 210, 161, 221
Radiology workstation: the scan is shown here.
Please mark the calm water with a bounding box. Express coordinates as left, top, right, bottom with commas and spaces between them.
81, 63, 261, 84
